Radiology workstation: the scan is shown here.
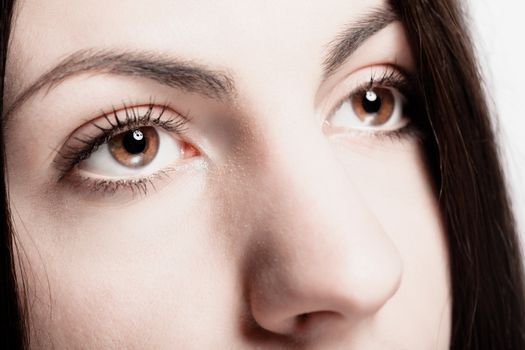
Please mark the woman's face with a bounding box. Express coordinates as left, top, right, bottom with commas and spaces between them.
5, 0, 451, 348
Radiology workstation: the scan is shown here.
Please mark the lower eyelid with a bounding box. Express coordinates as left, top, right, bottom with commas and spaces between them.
325, 122, 419, 148
61, 156, 208, 201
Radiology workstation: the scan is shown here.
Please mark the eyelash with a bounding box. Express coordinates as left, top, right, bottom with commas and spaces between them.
55, 68, 420, 196
54, 102, 190, 176
329, 66, 421, 141
70, 166, 178, 196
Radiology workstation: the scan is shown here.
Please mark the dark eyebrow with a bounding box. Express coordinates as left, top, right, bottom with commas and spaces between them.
4, 49, 236, 121
5, 7, 395, 122
322, 7, 398, 77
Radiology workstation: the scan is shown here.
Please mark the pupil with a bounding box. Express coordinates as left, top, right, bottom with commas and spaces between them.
362, 90, 382, 114
123, 129, 147, 154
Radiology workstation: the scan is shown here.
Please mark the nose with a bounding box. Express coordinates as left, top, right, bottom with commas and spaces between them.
245, 129, 403, 337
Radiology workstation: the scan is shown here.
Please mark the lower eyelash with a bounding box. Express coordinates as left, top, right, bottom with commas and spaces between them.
64, 165, 178, 198
364, 122, 425, 142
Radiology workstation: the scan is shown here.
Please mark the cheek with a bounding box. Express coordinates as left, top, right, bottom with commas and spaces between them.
10, 170, 239, 348
333, 139, 451, 347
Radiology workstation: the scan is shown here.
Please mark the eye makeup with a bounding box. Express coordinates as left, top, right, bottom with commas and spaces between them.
53, 102, 198, 196
54, 103, 189, 171
325, 65, 423, 142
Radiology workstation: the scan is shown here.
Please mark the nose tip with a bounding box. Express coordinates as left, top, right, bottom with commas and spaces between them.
241, 130, 404, 338
248, 239, 403, 336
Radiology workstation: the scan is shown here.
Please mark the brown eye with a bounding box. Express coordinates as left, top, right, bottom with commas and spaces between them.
350, 87, 395, 126
77, 124, 198, 178
108, 127, 159, 168
327, 84, 407, 132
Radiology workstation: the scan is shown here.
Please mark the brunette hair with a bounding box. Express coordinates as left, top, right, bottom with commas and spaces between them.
393, 0, 525, 348
1, 0, 27, 348
1, 0, 524, 349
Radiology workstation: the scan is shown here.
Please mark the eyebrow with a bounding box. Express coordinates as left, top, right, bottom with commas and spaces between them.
4, 7, 396, 123
3, 49, 236, 121
322, 7, 397, 76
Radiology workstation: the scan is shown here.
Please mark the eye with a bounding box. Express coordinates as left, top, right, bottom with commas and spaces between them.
327, 86, 408, 132
77, 126, 197, 178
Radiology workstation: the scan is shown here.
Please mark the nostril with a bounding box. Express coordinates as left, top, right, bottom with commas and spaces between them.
297, 313, 309, 322
296, 313, 309, 331
293, 311, 343, 334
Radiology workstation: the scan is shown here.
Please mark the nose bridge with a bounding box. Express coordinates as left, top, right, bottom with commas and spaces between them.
245, 125, 403, 335
261, 128, 360, 238
255, 125, 386, 264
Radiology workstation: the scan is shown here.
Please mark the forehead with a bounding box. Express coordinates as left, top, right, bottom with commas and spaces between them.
7, 0, 386, 98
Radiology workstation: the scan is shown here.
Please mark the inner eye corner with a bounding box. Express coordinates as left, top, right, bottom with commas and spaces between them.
181, 140, 201, 159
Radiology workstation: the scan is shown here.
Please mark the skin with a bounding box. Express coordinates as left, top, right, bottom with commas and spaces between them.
4, 0, 451, 348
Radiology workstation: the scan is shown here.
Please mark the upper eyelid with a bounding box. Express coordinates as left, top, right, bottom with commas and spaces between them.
89, 105, 190, 147
66, 102, 190, 142
92, 103, 189, 130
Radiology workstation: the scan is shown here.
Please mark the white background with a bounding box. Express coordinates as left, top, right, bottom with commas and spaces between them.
468, 0, 525, 252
